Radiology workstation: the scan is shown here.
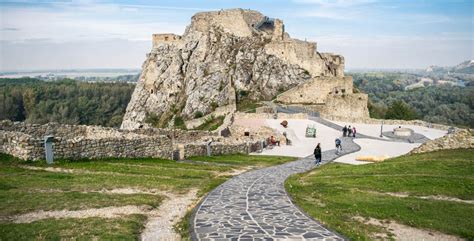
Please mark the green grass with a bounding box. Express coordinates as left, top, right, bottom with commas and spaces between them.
286, 149, 474, 240
236, 99, 262, 113
189, 154, 296, 167
0, 153, 296, 240
193, 115, 225, 131
0, 215, 146, 241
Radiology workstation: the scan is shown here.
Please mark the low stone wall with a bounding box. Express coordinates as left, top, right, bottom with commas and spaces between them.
0, 120, 264, 161
182, 140, 262, 158
132, 128, 215, 143
410, 129, 474, 154
0, 121, 174, 161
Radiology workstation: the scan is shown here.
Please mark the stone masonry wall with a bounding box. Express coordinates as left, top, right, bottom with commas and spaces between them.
276, 76, 353, 104
0, 121, 173, 161
0, 120, 262, 161
321, 93, 370, 120
410, 129, 474, 154
183, 140, 261, 158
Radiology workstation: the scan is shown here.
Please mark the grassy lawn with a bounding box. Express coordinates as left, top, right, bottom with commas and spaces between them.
0, 153, 296, 240
194, 115, 225, 131
286, 149, 474, 240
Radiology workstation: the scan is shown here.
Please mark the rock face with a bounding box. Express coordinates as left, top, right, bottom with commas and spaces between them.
410, 129, 474, 154
121, 9, 345, 130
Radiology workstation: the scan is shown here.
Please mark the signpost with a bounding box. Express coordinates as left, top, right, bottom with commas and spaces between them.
44, 135, 54, 164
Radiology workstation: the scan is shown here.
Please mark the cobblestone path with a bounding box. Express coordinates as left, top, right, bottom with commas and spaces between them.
192, 137, 360, 240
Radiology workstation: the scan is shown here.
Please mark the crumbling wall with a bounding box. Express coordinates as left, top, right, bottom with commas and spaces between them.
276, 76, 353, 104
0, 121, 264, 161
187, 9, 263, 37
152, 34, 182, 48
321, 93, 370, 120
0, 121, 173, 161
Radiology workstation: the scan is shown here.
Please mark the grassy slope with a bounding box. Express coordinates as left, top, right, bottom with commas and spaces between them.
286, 149, 474, 240
0, 153, 296, 240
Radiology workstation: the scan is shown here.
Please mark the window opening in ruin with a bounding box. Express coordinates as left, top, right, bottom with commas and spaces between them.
165, 36, 169, 41
150, 89, 154, 94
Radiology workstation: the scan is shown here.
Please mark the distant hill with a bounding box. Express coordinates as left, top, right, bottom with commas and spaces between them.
426, 60, 474, 74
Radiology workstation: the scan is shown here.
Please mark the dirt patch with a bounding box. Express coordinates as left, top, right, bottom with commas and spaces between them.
18, 165, 173, 179
141, 189, 198, 241
9, 188, 199, 240
11, 205, 151, 224
364, 190, 474, 204
354, 216, 464, 241
30, 187, 170, 196
215, 167, 254, 177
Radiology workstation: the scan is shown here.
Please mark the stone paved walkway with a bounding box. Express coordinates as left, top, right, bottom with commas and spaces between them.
192, 137, 360, 241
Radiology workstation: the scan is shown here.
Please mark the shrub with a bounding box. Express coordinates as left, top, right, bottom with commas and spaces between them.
194, 111, 204, 119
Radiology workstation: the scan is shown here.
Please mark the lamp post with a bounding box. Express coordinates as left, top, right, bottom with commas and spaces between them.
380, 121, 384, 137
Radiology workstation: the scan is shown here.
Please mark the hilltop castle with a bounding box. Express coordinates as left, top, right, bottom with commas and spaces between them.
121, 8, 368, 130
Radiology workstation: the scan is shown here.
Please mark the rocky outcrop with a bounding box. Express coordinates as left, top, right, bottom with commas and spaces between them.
121, 8, 344, 130
410, 129, 474, 154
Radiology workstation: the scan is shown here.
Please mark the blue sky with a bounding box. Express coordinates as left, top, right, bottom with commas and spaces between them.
0, 0, 472, 71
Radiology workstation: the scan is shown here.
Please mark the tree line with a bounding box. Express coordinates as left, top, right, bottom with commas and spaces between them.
351, 73, 474, 128
0, 78, 135, 127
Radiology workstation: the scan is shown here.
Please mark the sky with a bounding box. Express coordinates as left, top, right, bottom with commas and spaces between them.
0, 0, 473, 71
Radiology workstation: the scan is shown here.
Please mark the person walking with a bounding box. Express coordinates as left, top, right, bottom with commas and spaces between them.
335, 137, 342, 155
353, 126, 357, 138
342, 126, 347, 137
314, 143, 322, 166
348, 125, 352, 137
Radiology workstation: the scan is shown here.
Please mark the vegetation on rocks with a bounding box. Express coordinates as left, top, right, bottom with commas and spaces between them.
194, 115, 225, 131
286, 149, 474, 240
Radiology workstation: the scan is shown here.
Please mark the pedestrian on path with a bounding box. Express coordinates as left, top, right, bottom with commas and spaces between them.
342, 125, 347, 137
314, 143, 322, 166
348, 125, 352, 137
352, 127, 357, 138
335, 137, 342, 155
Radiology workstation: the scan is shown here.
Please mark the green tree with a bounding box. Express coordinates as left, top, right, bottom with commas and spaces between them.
385, 100, 418, 120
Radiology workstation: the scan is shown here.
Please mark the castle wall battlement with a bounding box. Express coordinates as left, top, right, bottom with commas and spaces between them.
152, 34, 182, 48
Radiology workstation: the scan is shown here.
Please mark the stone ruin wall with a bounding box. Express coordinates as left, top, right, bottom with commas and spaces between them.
276, 76, 353, 104
188, 9, 263, 38
264, 39, 344, 78
321, 93, 370, 120
0, 121, 265, 161
152, 34, 182, 48
0, 121, 174, 161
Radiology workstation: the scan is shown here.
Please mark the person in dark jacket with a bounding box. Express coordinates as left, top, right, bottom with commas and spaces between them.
314, 143, 322, 166
342, 126, 347, 137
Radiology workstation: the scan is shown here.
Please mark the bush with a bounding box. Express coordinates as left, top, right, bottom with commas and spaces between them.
194, 111, 204, 119
173, 116, 186, 130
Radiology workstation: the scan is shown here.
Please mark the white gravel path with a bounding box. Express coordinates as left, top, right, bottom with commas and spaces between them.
331, 120, 447, 140
254, 119, 342, 158
248, 118, 444, 165
333, 138, 421, 165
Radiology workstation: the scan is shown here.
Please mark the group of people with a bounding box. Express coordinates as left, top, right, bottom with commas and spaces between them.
314, 125, 358, 166
342, 125, 357, 137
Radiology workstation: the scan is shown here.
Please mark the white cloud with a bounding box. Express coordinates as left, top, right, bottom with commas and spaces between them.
0, 2, 190, 42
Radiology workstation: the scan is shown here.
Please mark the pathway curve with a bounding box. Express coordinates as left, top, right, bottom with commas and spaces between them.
192, 137, 359, 240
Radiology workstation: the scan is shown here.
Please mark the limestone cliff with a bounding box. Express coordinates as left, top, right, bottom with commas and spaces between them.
122, 9, 345, 130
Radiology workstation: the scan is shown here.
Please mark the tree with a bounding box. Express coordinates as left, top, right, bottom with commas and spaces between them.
385, 100, 418, 120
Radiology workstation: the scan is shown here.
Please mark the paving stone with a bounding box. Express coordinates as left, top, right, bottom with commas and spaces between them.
191, 113, 417, 240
